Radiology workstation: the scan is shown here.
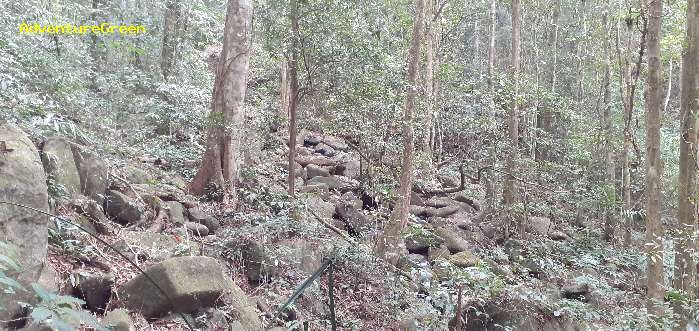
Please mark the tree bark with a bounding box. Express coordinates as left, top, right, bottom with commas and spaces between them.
375, 0, 425, 263
287, 0, 301, 197
503, 0, 521, 230
672, 0, 698, 327
644, 0, 664, 324
535, 0, 560, 162
189, 0, 252, 200
484, 0, 497, 212
161, 0, 182, 81
602, 11, 616, 243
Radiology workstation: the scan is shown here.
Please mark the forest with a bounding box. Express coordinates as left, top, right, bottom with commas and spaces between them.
0, 0, 697, 330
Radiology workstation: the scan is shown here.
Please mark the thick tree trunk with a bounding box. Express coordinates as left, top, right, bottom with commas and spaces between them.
287, 0, 300, 197
375, 0, 425, 263
189, 0, 252, 200
644, 0, 664, 324
503, 0, 521, 225
672, 0, 698, 327
161, 0, 181, 81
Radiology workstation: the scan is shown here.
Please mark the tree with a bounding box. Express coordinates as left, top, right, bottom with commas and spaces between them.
504, 0, 521, 234
643, 0, 664, 324
672, 0, 698, 326
602, 10, 616, 242
484, 0, 497, 211
189, 0, 253, 199
161, 0, 182, 81
287, 0, 300, 196
375, 0, 425, 263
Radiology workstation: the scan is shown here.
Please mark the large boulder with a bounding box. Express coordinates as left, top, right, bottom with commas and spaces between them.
78, 157, 110, 204
118, 256, 233, 318
305, 164, 330, 179
104, 190, 143, 224
164, 201, 186, 225
434, 227, 470, 254
188, 207, 220, 233
322, 135, 349, 151
304, 196, 335, 220
41, 137, 81, 196
404, 229, 444, 254
101, 309, 134, 331
306, 176, 340, 190
72, 272, 115, 313
0, 123, 50, 323
241, 242, 278, 283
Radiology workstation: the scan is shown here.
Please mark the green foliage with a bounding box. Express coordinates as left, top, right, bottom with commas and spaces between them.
28, 284, 107, 331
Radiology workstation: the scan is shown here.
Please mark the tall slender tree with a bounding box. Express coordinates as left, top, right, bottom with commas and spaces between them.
161, 0, 182, 81
504, 0, 521, 234
644, 0, 664, 324
287, 0, 301, 196
672, 0, 698, 327
189, 0, 253, 200
602, 10, 616, 242
375, 0, 425, 262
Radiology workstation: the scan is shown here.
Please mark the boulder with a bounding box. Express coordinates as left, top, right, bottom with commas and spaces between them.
433, 205, 462, 218
338, 156, 360, 180
448, 251, 480, 268
72, 272, 114, 313
241, 242, 277, 283
41, 137, 81, 196
424, 196, 456, 208
122, 165, 152, 184
79, 157, 109, 205
104, 190, 143, 224
314, 143, 336, 157
219, 283, 263, 330
561, 281, 591, 302
410, 191, 425, 206
322, 135, 348, 151
299, 184, 329, 195
118, 256, 231, 318
306, 176, 340, 190
188, 207, 220, 233
335, 203, 370, 235
549, 230, 570, 241
404, 229, 444, 254
102, 309, 134, 331
306, 164, 330, 179
434, 227, 470, 253
305, 196, 335, 220
428, 245, 450, 262
185, 221, 209, 236
0, 123, 50, 323
455, 297, 586, 331
164, 201, 186, 225
303, 133, 323, 146
341, 191, 362, 210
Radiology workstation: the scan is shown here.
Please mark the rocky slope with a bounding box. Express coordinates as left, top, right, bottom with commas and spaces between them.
0, 121, 647, 330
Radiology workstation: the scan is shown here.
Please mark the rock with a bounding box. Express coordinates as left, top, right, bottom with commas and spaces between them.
519, 258, 544, 278
102, 309, 134, 331
188, 207, 220, 233
303, 133, 323, 146
448, 251, 480, 268
561, 281, 591, 302
132, 183, 187, 202
73, 272, 114, 313
335, 203, 370, 235
306, 176, 340, 190
299, 184, 329, 195
527, 216, 552, 236
428, 245, 450, 262
322, 135, 348, 151
433, 205, 462, 218
452, 192, 479, 210
314, 143, 336, 157
341, 191, 362, 210
114, 231, 190, 262
306, 164, 330, 179
0, 123, 50, 324
410, 191, 425, 206
338, 156, 360, 180
78, 157, 110, 204
69, 197, 110, 234
164, 201, 186, 225
424, 196, 456, 208
219, 283, 263, 330
241, 242, 277, 283
549, 230, 570, 241
185, 222, 209, 236
122, 165, 152, 184
41, 137, 81, 196
104, 190, 143, 224
404, 229, 444, 254
434, 227, 470, 253
118, 256, 231, 318
277, 238, 325, 276
305, 196, 335, 220
37, 264, 58, 293
295, 155, 336, 167
438, 174, 460, 188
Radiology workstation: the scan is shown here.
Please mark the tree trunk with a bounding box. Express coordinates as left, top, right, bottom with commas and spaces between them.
189, 0, 253, 200
287, 0, 301, 197
423, 0, 437, 158
535, 0, 560, 162
375, 0, 425, 263
602, 11, 616, 242
161, 0, 182, 81
672, 0, 698, 327
280, 61, 290, 132
483, 0, 497, 212
503, 0, 521, 225
644, 0, 664, 324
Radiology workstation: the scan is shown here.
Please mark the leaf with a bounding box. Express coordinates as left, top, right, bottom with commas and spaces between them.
0, 272, 25, 291
0, 255, 21, 271
30, 306, 53, 322
31, 283, 54, 302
